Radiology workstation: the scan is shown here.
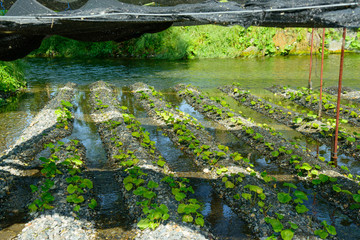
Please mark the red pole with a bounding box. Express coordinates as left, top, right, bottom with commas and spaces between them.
318, 28, 326, 120
308, 28, 315, 90
331, 28, 346, 166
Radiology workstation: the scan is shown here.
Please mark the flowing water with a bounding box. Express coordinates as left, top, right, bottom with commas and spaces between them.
1, 55, 360, 238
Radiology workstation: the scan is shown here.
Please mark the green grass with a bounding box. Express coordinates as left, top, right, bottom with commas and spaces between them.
29, 26, 360, 60
0, 61, 26, 106
0, 61, 25, 93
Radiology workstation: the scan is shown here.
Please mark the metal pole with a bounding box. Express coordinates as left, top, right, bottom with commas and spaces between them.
308, 28, 315, 90
318, 28, 325, 120
331, 27, 346, 166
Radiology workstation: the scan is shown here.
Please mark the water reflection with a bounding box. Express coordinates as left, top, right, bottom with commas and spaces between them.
190, 178, 252, 239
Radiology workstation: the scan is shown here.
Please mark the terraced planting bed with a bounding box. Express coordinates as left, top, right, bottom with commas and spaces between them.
268, 86, 360, 127
324, 87, 360, 103
175, 83, 360, 222
0, 83, 76, 231
89, 81, 214, 239
219, 84, 360, 164
1, 81, 360, 240
131, 82, 330, 239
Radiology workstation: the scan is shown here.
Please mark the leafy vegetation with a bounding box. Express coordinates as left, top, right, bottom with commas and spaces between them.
92, 88, 206, 230
55, 100, 73, 129
29, 27, 360, 59
0, 61, 26, 105
29, 140, 97, 213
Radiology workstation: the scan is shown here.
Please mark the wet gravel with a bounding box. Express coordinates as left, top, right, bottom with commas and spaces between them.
176, 84, 334, 174
219, 84, 360, 169
268, 85, 360, 127
2, 81, 358, 239
131, 82, 328, 239
219, 85, 328, 139
130, 82, 244, 172
324, 86, 360, 103
0, 82, 76, 163
17, 141, 96, 240
0, 83, 77, 231
89, 81, 214, 239
175, 84, 360, 231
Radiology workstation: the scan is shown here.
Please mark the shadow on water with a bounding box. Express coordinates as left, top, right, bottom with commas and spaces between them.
275, 181, 360, 240
0, 175, 40, 238
189, 178, 254, 239
85, 170, 134, 239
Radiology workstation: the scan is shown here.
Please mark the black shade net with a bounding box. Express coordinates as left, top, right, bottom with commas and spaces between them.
0, 0, 359, 61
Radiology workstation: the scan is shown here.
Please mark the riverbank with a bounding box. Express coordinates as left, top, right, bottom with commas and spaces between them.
29, 26, 360, 60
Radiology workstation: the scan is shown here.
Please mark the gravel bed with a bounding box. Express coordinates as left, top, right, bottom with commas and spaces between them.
175, 84, 360, 225
130, 82, 245, 173
324, 86, 360, 103
135, 222, 211, 240
176, 84, 334, 175
219, 84, 327, 136
219, 85, 360, 164
0, 82, 76, 163
89, 81, 213, 240
17, 141, 96, 240
89, 81, 169, 172
0, 83, 77, 229
267, 85, 360, 127
131, 82, 327, 239
17, 214, 95, 240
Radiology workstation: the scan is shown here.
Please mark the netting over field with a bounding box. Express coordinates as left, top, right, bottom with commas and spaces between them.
0, 0, 359, 60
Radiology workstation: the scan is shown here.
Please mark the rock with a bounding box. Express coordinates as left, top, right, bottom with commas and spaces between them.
242, 46, 259, 56
329, 40, 342, 52
203, 168, 210, 173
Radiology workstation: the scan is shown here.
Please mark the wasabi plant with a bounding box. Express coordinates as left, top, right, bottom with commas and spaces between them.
55, 100, 73, 129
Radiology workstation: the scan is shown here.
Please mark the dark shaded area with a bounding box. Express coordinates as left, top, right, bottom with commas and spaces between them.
85, 170, 133, 233
0, 174, 40, 229
0, 34, 45, 63
0, 0, 360, 60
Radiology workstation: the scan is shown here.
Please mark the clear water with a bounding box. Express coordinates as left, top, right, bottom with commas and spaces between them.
2, 54, 359, 152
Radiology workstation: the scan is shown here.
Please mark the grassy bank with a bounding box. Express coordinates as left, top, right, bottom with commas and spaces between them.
30, 26, 360, 60
0, 61, 26, 106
